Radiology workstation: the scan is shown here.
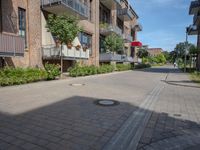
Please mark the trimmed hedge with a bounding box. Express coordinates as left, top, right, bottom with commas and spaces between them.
68, 64, 115, 77
116, 64, 133, 71
135, 63, 151, 69
0, 63, 61, 86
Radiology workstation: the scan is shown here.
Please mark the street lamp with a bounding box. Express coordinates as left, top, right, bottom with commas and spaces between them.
184, 27, 190, 73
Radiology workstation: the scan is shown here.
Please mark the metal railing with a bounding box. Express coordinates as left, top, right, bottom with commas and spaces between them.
99, 53, 122, 62
117, 8, 133, 20
100, 24, 122, 36
42, 45, 89, 59
131, 23, 143, 31
0, 33, 25, 57
189, 0, 200, 14
41, 0, 89, 18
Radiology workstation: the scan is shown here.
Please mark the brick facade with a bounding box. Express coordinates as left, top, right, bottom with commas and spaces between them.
147, 48, 163, 57
0, 0, 141, 70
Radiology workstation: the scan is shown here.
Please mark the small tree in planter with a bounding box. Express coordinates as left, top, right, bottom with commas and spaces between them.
104, 33, 124, 54
46, 14, 82, 74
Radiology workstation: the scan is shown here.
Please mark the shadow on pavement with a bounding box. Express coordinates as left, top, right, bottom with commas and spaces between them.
0, 96, 200, 149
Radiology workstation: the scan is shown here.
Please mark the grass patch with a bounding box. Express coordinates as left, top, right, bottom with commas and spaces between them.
190, 71, 200, 84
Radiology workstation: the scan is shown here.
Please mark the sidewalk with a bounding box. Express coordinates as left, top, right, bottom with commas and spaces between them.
137, 68, 200, 150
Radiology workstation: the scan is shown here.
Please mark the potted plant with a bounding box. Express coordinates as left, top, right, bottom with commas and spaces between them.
83, 46, 88, 52
75, 45, 81, 50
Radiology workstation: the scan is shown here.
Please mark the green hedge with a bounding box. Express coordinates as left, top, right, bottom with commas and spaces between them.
116, 64, 133, 71
135, 63, 151, 69
0, 63, 61, 86
68, 64, 115, 77
190, 71, 200, 83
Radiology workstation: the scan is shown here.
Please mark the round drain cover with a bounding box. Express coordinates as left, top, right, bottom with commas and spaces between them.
95, 99, 119, 106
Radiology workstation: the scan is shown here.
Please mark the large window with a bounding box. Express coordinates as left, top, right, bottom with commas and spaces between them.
18, 8, 26, 46
79, 32, 92, 55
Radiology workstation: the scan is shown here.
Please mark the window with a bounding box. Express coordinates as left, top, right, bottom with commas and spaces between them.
79, 32, 92, 55
18, 8, 26, 46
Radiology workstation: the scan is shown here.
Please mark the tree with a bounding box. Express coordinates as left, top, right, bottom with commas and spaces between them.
137, 48, 149, 58
46, 14, 82, 74
174, 42, 194, 59
104, 33, 124, 53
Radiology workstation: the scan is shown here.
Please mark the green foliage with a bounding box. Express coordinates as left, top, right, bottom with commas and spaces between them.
104, 33, 124, 53
44, 63, 61, 80
135, 64, 151, 69
99, 22, 109, 29
190, 71, 200, 83
0, 67, 47, 86
116, 64, 133, 71
137, 48, 149, 58
174, 42, 195, 58
46, 14, 82, 44
68, 64, 115, 77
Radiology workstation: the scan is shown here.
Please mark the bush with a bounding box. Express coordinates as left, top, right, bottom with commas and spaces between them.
135, 63, 151, 69
68, 64, 115, 77
0, 67, 47, 86
44, 63, 61, 80
116, 64, 133, 71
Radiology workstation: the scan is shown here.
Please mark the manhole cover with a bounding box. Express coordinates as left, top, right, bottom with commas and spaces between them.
70, 83, 85, 86
95, 99, 119, 106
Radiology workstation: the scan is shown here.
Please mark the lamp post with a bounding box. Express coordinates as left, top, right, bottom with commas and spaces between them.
184, 27, 189, 73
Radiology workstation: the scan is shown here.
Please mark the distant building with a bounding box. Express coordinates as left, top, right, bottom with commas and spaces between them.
147, 48, 163, 57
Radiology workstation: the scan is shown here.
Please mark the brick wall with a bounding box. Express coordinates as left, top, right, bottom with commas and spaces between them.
1, 0, 42, 68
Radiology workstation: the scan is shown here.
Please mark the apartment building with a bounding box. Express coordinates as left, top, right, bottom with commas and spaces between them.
188, 0, 200, 70
0, 0, 142, 71
99, 0, 142, 64
0, 0, 42, 68
147, 48, 163, 57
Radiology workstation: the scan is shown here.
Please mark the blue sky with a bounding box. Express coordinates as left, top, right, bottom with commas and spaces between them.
130, 0, 197, 51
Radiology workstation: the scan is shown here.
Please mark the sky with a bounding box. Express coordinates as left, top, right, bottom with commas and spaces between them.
129, 0, 197, 51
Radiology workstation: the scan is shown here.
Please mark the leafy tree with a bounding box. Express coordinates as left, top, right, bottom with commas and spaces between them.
174, 42, 194, 59
46, 14, 82, 44
137, 48, 149, 58
46, 14, 82, 74
104, 33, 124, 53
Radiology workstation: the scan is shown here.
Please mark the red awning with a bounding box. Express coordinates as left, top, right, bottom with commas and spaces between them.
131, 41, 142, 47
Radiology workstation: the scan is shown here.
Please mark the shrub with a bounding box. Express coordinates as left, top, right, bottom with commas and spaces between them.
68, 64, 115, 77
0, 67, 47, 86
116, 64, 133, 71
135, 63, 151, 69
44, 63, 61, 80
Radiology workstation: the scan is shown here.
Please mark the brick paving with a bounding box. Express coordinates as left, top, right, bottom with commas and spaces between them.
0, 66, 200, 150
137, 68, 200, 150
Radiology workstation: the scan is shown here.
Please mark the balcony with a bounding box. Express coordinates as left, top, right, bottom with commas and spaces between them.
123, 34, 132, 42
100, 0, 121, 10
189, 0, 200, 15
99, 53, 122, 62
187, 25, 198, 35
41, 0, 88, 19
193, 13, 200, 25
117, 8, 134, 21
122, 55, 134, 62
0, 33, 24, 57
99, 24, 122, 36
131, 23, 143, 32
42, 45, 89, 60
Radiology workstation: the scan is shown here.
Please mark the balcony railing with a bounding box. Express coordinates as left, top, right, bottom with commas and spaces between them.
187, 25, 198, 35
42, 45, 89, 60
0, 33, 25, 57
117, 8, 133, 21
99, 53, 123, 62
193, 13, 200, 25
41, 0, 88, 19
121, 55, 134, 62
123, 34, 132, 42
100, 24, 122, 36
189, 0, 200, 15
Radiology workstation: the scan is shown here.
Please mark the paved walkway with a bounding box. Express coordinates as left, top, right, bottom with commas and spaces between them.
0, 66, 199, 150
